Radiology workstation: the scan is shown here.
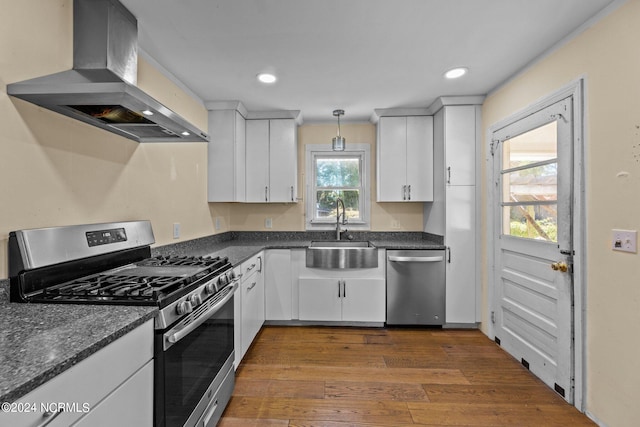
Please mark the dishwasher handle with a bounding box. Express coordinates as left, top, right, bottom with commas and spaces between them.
388, 255, 444, 263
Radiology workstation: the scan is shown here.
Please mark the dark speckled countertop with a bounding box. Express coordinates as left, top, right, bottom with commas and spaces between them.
151, 231, 445, 265
0, 282, 156, 403
0, 230, 442, 403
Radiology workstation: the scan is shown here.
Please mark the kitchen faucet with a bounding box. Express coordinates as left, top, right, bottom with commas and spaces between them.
336, 198, 347, 240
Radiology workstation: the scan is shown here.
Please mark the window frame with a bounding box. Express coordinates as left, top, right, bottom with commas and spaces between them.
305, 143, 371, 230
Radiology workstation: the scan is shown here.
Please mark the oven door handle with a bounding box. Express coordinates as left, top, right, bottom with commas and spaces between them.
167, 282, 238, 346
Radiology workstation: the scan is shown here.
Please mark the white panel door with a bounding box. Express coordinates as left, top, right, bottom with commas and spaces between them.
492, 97, 574, 402
269, 119, 297, 202
245, 120, 270, 202
377, 116, 407, 201
406, 116, 434, 201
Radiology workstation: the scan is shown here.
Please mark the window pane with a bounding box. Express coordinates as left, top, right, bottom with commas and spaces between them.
503, 122, 557, 169
503, 204, 557, 242
316, 157, 360, 187
502, 163, 557, 203
315, 190, 360, 220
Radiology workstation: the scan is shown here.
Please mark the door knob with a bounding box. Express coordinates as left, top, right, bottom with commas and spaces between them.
551, 261, 569, 272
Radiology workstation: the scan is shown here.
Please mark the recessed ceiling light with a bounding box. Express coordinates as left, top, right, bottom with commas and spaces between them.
257, 73, 277, 84
142, 109, 154, 116
181, 131, 190, 136
444, 67, 468, 79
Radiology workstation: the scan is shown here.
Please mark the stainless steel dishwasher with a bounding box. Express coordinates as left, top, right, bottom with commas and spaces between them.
386, 250, 445, 325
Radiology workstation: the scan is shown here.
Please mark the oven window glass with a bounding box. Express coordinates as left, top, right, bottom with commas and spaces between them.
162, 296, 234, 427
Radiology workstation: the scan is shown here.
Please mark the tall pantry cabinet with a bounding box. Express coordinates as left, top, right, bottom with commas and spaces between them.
425, 102, 481, 326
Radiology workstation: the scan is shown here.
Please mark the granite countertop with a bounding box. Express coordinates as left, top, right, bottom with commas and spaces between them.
152, 231, 445, 265
0, 291, 156, 403
0, 230, 443, 403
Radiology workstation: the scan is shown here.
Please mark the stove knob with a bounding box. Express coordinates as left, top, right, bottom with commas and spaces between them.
176, 300, 193, 315
205, 282, 217, 295
218, 275, 228, 287
190, 294, 202, 307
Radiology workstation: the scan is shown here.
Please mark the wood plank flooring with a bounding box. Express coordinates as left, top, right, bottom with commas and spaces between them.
219, 326, 594, 426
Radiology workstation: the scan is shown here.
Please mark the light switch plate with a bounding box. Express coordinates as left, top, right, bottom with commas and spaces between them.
173, 223, 181, 239
265, 218, 273, 229
214, 217, 221, 230
612, 229, 637, 253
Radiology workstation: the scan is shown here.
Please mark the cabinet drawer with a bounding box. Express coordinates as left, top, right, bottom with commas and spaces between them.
241, 253, 263, 278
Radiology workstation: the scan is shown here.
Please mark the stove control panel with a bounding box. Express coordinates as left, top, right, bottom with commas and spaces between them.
86, 228, 127, 247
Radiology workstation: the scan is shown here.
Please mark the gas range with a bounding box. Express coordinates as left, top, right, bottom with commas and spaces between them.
8, 221, 236, 329
8, 221, 239, 427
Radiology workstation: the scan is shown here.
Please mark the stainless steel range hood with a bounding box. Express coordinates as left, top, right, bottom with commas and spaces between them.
7, 0, 208, 143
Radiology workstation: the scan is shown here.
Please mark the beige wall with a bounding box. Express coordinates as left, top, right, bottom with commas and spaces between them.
224, 123, 425, 232
1, 1, 424, 280
0, 0, 218, 279
481, 1, 640, 425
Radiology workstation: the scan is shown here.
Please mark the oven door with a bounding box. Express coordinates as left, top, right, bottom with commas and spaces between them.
155, 283, 237, 427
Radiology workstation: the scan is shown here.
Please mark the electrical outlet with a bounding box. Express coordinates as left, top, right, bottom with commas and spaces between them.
612, 229, 637, 253
214, 217, 221, 230
265, 218, 273, 229
173, 223, 180, 239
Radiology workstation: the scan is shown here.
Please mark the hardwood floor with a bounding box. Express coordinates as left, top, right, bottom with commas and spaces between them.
219, 326, 594, 426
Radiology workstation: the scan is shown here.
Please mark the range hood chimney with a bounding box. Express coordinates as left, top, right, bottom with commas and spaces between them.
7, 0, 209, 143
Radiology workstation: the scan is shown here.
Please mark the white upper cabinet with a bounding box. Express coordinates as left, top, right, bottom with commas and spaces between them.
207, 110, 246, 202
444, 106, 476, 186
246, 119, 298, 203
377, 115, 433, 202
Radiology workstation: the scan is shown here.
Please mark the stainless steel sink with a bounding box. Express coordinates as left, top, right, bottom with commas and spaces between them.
306, 241, 378, 268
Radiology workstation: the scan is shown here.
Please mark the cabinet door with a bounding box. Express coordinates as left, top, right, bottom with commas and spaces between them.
74, 361, 153, 427
377, 116, 407, 201
269, 119, 297, 202
406, 116, 434, 201
241, 258, 265, 356
265, 250, 292, 320
341, 278, 386, 322
299, 278, 342, 321
245, 120, 270, 202
445, 185, 476, 324
233, 266, 243, 369
207, 110, 245, 202
445, 106, 476, 186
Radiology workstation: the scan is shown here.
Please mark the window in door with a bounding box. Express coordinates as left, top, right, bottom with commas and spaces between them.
501, 121, 558, 241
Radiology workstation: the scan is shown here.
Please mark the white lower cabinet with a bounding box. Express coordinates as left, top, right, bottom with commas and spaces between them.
234, 251, 265, 368
265, 249, 293, 320
1, 320, 153, 427
298, 250, 386, 323
299, 278, 385, 322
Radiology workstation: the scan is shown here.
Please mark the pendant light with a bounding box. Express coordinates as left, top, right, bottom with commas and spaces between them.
332, 109, 346, 151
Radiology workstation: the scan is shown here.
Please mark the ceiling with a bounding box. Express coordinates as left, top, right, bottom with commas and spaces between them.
120, 0, 617, 123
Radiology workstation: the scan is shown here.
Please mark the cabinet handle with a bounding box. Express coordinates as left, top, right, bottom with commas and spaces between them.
338, 280, 341, 298
291, 186, 294, 202
37, 409, 64, 427
402, 185, 406, 201
408, 184, 411, 201
343, 280, 346, 298
265, 186, 268, 202
248, 281, 257, 290
246, 263, 256, 272
447, 247, 452, 263
447, 166, 451, 184
258, 256, 263, 273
